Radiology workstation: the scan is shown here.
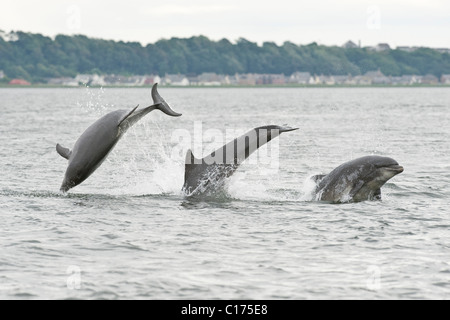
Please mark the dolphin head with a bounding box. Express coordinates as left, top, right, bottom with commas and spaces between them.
316, 155, 404, 202
372, 156, 404, 180
351, 156, 403, 201
60, 155, 107, 192
60, 164, 88, 192
60, 178, 75, 193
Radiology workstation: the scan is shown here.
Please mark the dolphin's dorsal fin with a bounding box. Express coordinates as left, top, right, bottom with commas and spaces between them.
56, 144, 72, 160
118, 104, 139, 127
185, 149, 201, 165
184, 149, 202, 179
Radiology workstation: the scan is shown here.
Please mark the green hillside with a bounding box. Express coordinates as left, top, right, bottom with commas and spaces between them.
1, 31, 449, 82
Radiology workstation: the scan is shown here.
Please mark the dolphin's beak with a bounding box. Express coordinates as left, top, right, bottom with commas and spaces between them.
386, 164, 404, 174
60, 178, 73, 193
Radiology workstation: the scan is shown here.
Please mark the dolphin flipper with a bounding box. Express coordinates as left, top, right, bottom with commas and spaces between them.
349, 179, 365, 198
151, 83, 182, 117
56, 144, 72, 160
373, 188, 381, 200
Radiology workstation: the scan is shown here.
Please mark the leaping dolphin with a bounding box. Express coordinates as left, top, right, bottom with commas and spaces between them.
56, 83, 181, 192
310, 155, 403, 203
182, 125, 298, 197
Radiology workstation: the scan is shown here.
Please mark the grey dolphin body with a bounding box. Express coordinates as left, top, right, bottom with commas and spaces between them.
311, 155, 403, 202
57, 83, 181, 192
182, 125, 298, 197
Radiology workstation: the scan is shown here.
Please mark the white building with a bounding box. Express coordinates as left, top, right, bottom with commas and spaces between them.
368, 43, 391, 52
163, 74, 190, 86
396, 46, 419, 52
441, 74, 450, 84
197, 73, 228, 86
74, 74, 106, 86
0, 31, 19, 42
289, 72, 312, 84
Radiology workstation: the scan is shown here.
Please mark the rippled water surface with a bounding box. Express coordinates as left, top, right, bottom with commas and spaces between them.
0, 87, 449, 299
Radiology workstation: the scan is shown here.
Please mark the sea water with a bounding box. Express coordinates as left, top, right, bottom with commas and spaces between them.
0, 87, 449, 299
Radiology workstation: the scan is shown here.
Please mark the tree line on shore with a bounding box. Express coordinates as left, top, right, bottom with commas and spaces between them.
1, 31, 450, 83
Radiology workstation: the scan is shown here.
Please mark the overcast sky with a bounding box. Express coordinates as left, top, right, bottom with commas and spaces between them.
1, 0, 449, 48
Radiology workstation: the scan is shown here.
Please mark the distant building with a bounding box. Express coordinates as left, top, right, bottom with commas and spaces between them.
221, 75, 231, 85
271, 74, 286, 85
441, 74, 450, 84
236, 74, 256, 86
401, 75, 420, 85
0, 31, 19, 42
390, 75, 421, 85
289, 72, 312, 84
313, 75, 335, 85
144, 75, 161, 85
376, 43, 391, 52
254, 74, 266, 85
255, 74, 285, 85
342, 41, 358, 49
333, 75, 352, 85
310, 74, 329, 85
74, 74, 105, 86
163, 74, 189, 86
435, 48, 450, 54
353, 75, 372, 85
9, 79, 31, 85
116, 75, 144, 86
396, 46, 419, 52
364, 70, 390, 84
368, 43, 391, 52
197, 73, 226, 86
103, 74, 121, 85
421, 74, 439, 84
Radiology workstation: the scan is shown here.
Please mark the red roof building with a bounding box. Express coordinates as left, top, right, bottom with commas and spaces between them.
9, 79, 31, 85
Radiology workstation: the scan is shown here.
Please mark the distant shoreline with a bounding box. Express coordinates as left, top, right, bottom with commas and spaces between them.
2, 31, 450, 84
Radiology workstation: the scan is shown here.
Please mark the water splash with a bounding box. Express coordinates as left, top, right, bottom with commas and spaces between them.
300, 174, 320, 201
76, 85, 111, 116
104, 119, 185, 196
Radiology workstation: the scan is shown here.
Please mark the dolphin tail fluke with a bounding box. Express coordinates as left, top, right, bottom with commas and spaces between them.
151, 83, 182, 117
